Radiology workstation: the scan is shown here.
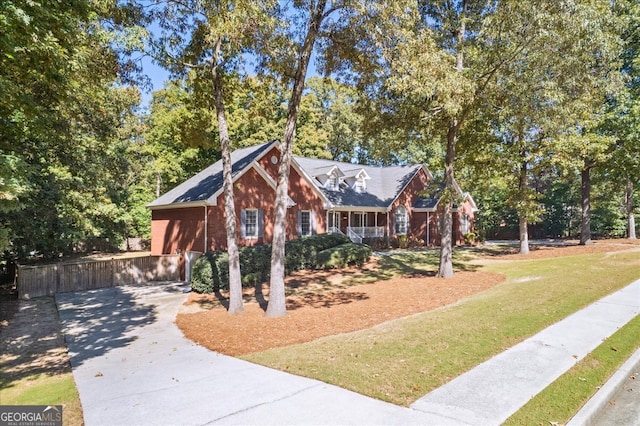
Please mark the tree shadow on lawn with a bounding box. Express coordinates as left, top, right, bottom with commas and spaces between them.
364, 249, 481, 283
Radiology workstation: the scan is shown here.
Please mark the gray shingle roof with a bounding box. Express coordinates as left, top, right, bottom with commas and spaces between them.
412, 182, 443, 210
148, 141, 433, 211
294, 157, 423, 209
147, 141, 277, 208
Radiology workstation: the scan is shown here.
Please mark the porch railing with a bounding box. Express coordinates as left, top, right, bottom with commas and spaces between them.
347, 227, 363, 244
349, 226, 385, 238
346, 226, 385, 243
328, 226, 344, 235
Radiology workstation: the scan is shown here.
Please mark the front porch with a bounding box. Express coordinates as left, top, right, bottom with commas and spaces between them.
325, 209, 442, 246
326, 210, 389, 244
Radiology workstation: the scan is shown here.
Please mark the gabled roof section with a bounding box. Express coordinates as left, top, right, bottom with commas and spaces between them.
412, 179, 478, 212
147, 140, 278, 209
293, 157, 425, 210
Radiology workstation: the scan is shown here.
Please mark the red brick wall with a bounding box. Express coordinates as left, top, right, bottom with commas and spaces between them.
391, 168, 430, 244
257, 146, 281, 180
210, 165, 276, 249
150, 207, 205, 255
287, 164, 327, 236
202, 158, 327, 251
431, 200, 476, 247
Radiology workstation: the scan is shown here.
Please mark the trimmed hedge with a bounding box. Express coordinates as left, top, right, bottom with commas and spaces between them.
285, 232, 351, 273
190, 251, 231, 293
191, 233, 362, 293
315, 243, 373, 269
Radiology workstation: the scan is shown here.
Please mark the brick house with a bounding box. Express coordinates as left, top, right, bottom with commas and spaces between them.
148, 140, 477, 255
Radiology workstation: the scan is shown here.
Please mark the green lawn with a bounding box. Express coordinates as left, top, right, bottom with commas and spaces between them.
1, 373, 83, 426
242, 247, 640, 408
505, 314, 640, 424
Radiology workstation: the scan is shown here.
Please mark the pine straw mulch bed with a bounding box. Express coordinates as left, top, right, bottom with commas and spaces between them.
176, 239, 640, 357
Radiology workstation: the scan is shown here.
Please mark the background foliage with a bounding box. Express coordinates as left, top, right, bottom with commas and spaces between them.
0, 0, 638, 265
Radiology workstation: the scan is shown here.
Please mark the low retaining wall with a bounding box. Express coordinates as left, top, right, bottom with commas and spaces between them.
17, 255, 181, 299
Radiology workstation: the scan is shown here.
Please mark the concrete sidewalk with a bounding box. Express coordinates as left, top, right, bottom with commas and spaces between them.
411, 279, 640, 425
57, 279, 639, 425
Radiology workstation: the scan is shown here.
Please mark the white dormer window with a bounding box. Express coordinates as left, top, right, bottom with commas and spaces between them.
327, 173, 338, 190
355, 177, 366, 193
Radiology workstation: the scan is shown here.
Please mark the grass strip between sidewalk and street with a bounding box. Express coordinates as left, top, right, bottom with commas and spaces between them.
242, 249, 640, 407
505, 314, 640, 425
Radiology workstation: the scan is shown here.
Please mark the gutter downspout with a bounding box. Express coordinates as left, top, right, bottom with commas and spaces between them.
204, 205, 208, 252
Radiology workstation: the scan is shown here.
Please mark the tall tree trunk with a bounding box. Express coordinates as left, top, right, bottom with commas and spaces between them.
211, 39, 243, 315
437, 2, 466, 278
266, 2, 326, 318
519, 217, 529, 254
626, 178, 636, 240
518, 159, 530, 254
580, 164, 592, 245
437, 124, 456, 278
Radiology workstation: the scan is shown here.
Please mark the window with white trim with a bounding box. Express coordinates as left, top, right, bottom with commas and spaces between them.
394, 206, 408, 235
461, 214, 470, 235
327, 173, 338, 190
355, 177, 366, 193
300, 211, 311, 236
243, 209, 258, 238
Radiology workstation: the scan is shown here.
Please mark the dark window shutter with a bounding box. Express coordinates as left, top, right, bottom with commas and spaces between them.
258, 209, 264, 237
240, 209, 246, 238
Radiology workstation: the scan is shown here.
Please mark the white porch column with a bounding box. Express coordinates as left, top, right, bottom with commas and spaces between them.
375, 212, 378, 236
386, 212, 390, 237
426, 211, 430, 246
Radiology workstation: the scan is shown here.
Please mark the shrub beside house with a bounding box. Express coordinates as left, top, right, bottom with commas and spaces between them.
191, 233, 372, 292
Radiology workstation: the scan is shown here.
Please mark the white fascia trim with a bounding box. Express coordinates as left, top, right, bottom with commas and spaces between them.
328, 206, 388, 213
387, 165, 423, 210
290, 158, 333, 207
465, 192, 479, 212
210, 160, 297, 207
421, 164, 435, 181
251, 162, 277, 190
207, 142, 279, 204
328, 165, 345, 178
148, 201, 211, 210
252, 161, 296, 207
449, 177, 478, 212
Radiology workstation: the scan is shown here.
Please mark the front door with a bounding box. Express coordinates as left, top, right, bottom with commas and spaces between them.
328, 212, 341, 233
353, 212, 366, 234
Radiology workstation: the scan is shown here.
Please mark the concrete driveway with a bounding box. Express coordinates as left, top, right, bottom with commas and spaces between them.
55, 283, 436, 425
56, 279, 640, 425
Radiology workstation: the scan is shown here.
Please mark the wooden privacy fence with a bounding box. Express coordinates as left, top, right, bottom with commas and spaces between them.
17, 255, 181, 299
